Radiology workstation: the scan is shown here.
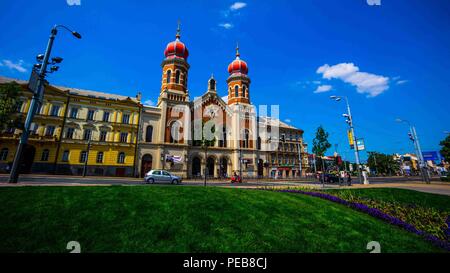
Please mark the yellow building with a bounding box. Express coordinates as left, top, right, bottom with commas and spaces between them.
0, 76, 142, 177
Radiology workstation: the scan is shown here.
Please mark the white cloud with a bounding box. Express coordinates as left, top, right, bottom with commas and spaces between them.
218, 23, 234, 29
316, 63, 389, 97
314, 85, 332, 93
317, 63, 359, 79
221, 95, 228, 103
396, 80, 408, 85
143, 99, 155, 106
66, 0, 81, 6
230, 2, 247, 11
0, 59, 27, 73
284, 118, 291, 123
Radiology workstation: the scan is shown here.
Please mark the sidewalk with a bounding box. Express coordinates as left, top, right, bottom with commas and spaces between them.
0, 174, 449, 196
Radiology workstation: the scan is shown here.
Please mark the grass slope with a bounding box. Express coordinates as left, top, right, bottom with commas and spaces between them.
0, 186, 443, 253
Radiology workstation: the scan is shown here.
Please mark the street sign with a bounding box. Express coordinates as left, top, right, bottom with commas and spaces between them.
28, 69, 40, 94
356, 139, 365, 151
422, 151, 439, 162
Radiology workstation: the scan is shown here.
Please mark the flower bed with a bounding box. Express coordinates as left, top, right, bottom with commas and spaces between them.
275, 188, 450, 251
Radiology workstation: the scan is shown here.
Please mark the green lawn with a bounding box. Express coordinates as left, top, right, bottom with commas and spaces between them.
0, 186, 444, 253
326, 188, 450, 212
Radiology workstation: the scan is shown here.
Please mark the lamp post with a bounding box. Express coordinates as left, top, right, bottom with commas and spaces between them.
8, 25, 81, 183
330, 95, 363, 184
396, 118, 429, 183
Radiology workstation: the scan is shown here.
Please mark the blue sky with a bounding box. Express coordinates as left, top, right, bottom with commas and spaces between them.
1, 0, 449, 162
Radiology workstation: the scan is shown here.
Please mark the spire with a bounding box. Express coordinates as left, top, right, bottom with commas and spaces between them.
176, 19, 181, 39
235, 42, 240, 59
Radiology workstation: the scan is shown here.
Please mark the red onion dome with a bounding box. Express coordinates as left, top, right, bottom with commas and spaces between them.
164, 27, 189, 60
228, 45, 248, 75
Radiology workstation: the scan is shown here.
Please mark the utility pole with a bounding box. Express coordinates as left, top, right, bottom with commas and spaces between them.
411, 125, 429, 183
8, 25, 81, 183
397, 119, 429, 184
330, 96, 363, 184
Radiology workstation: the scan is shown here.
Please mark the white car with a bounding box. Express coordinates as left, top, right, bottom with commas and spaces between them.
144, 170, 182, 184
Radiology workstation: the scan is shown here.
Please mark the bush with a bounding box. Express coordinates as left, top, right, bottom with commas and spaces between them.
440, 176, 450, 182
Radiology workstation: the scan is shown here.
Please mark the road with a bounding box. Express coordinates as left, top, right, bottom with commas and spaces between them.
0, 174, 449, 196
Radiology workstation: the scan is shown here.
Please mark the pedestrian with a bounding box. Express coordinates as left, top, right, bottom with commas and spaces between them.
340, 171, 345, 185
347, 172, 352, 186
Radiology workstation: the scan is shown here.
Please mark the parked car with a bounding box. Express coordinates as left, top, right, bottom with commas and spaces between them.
323, 173, 340, 183
144, 170, 182, 184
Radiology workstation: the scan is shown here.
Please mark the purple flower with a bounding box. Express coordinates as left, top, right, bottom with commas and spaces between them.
276, 189, 450, 252
445, 215, 450, 240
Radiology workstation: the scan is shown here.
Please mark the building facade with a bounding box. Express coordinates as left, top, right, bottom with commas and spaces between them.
0, 77, 141, 176
0, 26, 308, 179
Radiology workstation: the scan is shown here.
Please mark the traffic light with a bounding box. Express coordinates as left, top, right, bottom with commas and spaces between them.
408, 132, 415, 142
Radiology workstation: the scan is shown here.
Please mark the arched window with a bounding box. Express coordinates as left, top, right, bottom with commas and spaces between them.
145, 125, 153, 143
0, 148, 8, 161
243, 85, 247, 97
175, 70, 180, 84
244, 129, 250, 148
235, 85, 239, 97
118, 152, 125, 164
209, 79, 216, 90
169, 121, 181, 143
220, 127, 227, 147
166, 70, 172, 83
41, 149, 50, 161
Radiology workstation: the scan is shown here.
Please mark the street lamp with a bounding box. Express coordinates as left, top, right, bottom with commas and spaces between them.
8, 24, 81, 183
329, 95, 363, 184
396, 118, 429, 183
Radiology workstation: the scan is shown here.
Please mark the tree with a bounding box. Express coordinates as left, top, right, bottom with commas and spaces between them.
0, 82, 23, 131
312, 126, 331, 171
439, 135, 450, 162
367, 151, 400, 176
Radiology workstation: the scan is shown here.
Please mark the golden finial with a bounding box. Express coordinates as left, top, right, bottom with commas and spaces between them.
176, 19, 181, 39
236, 42, 240, 58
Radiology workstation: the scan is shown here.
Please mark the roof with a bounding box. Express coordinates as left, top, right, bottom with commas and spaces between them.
55, 85, 140, 103
258, 116, 302, 131
0, 76, 28, 85
0, 75, 140, 103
